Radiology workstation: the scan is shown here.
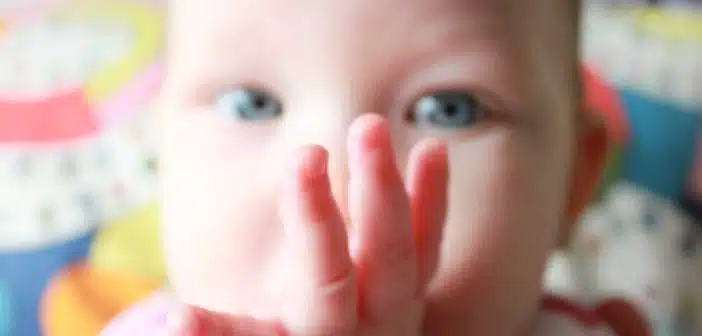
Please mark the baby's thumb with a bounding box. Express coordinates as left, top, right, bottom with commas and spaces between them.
168, 304, 282, 336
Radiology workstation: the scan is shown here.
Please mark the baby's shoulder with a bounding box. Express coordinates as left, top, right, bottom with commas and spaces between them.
99, 291, 171, 336
535, 294, 651, 336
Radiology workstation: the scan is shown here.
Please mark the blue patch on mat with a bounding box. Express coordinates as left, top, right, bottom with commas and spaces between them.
0, 280, 10, 336
0, 231, 95, 336
618, 89, 700, 200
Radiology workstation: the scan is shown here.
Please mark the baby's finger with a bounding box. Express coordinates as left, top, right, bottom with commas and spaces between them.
405, 139, 449, 291
279, 146, 357, 336
348, 115, 419, 324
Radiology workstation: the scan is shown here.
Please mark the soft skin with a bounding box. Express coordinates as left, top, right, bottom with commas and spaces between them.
160, 0, 605, 334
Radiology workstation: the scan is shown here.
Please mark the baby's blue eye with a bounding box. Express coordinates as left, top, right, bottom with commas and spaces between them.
409, 91, 484, 128
216, 89, 282, 121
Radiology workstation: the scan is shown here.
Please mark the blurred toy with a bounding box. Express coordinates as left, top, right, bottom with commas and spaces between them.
39, 200, 165, 336
545, 181, 701, 335
618, 91, 699, 201
575, 182, 688, 333
40, 263, 161, 336
681, 133, 702, 225
679, 224, 702, 335
582, 6, 701, 202
0, 233, 94, 336
582, 66, 629, 200
635, 7, 702, 42
0, 0, 162, 251
0, 1, 163, 335
543, 250, 589, 301
89, 203, 165, 280
550, 7, 702, 335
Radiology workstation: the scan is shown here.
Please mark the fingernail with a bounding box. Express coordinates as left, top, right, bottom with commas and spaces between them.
348, 114, 392, 174
291, 146, 328, 181
364, 129, 395, 182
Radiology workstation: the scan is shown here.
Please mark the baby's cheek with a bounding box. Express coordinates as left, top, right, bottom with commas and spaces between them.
163, 174, 283, 314
426, 134, 566, 333
161, 137, 285, 315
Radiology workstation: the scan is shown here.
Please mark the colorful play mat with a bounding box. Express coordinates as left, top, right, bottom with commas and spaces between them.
0, 1, 166, 335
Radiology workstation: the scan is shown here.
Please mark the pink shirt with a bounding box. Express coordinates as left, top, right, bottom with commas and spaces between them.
100, 292, 623, 335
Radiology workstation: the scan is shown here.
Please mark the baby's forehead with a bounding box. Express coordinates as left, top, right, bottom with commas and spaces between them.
170, 0, 563, 35
168, 0, 578, 110
169, 0, 573, 63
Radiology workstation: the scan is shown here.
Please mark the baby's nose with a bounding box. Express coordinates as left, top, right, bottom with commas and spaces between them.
283, 112, 409, 228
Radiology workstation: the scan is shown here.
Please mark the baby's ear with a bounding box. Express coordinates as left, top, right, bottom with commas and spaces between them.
558, 110, 608, 248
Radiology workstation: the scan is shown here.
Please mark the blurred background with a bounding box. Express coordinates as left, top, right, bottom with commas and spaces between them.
0, 0, 699, 335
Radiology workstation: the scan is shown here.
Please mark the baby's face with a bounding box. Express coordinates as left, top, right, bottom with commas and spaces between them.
162, 0, 579, 332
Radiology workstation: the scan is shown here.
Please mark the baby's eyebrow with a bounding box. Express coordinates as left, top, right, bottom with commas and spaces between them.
400, 0, 514, 59
412, 21, 486, 55
400, 13, 513, 74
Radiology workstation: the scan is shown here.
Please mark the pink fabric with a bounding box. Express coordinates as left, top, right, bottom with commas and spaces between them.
100, 292, 171, 336
100, 292, 618, 335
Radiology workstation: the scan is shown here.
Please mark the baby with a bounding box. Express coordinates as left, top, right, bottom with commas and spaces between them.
101, 0, 649, 334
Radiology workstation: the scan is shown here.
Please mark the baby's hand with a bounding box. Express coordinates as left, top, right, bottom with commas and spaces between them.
170, 115, 449, 336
